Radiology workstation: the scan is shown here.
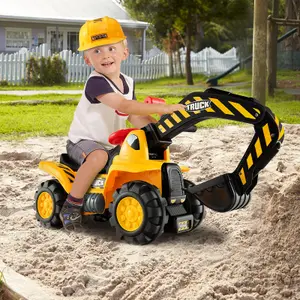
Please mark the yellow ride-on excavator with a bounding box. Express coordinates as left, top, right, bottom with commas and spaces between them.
34, 88, 284, 244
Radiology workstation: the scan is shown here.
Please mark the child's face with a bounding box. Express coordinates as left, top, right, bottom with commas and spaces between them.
84, 41, 128, 76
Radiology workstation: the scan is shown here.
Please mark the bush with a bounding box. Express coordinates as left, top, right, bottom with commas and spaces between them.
0, 80, 9, 86
26, 54, 67, 85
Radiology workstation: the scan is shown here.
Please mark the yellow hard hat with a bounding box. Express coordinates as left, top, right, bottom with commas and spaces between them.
78, 16, 126, 51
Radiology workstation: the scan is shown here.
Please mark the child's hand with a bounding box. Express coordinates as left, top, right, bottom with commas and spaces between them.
162, 104, 186, 114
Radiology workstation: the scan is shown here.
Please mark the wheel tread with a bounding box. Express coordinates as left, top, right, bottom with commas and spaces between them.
34, 180, 66, 228
183, 179, 205, 231
110, 181, 167, 245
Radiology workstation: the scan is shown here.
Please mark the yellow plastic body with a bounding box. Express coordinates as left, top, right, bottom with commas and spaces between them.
39, 161, 75, 194
38, 129, 189, 213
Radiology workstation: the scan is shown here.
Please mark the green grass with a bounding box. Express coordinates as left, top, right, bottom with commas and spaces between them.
0, 74, 208, 91
0, 103, 75, 140
0, 69, 297, 91
137, 74, 208, 87
0, 83, 84, 91
276, 70, 300, 80
219, 69, 252, 84
212, 69, 300, 88
268, 100, 300, 123
0, 71, 299, 140
0, 93, 81, 102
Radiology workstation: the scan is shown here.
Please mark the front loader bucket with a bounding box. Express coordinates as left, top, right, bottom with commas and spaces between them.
187, 174, 251, 212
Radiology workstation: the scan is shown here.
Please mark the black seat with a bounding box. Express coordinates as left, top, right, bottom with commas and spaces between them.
59, 145, 121, 174
60, 153, 80, 171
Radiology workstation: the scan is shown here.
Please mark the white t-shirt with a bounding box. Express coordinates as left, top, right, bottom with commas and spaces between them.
68, 71, 135, 149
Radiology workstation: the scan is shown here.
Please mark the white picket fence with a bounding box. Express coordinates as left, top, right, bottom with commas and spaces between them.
0, 44, 238, 85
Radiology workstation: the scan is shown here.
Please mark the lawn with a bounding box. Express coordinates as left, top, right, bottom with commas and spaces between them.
0, 70, 299, 140
0, 93, 81, 102
0, 83, 84, 91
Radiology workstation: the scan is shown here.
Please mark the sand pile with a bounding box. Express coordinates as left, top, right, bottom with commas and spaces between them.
243, 175, 300, 299
0, 124, 299, 300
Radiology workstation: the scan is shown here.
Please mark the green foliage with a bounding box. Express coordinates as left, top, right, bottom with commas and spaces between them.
26, 54, 67, 86
122, 0, 252, 84
26, 56, 39, 84
0, 80, 9, 86
51, 55, 67, 84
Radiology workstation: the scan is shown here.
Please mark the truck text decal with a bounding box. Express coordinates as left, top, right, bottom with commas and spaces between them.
186, 99, 211, 112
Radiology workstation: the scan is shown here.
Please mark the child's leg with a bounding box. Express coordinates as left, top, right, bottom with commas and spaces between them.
70, 149, 108, 198
60, 140, 109, 230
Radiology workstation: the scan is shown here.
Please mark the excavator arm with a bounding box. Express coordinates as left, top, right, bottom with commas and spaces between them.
143, 88, 284, 212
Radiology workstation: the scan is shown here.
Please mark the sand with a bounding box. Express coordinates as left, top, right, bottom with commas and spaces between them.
0, 124, 299, 300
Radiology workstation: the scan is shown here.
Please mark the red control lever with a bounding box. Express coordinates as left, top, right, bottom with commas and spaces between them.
144, 96, 166, 105
108, 128, 138, 145
144, 96, 166, 116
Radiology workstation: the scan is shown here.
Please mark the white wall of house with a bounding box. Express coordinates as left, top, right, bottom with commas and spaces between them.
0, 0, 149, 56
0, 22, 145, 56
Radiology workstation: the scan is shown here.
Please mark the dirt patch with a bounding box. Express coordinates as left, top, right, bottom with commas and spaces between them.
277, 79, 300, 89
0, 125, 299, 299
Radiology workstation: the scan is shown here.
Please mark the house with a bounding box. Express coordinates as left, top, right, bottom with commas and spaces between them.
0, 0, 148, 57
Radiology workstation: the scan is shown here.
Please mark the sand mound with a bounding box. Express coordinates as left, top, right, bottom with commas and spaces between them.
0, 124, 299, 300
253, 175, 300, 298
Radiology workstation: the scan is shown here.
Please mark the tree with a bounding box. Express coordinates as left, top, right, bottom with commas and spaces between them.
121, 0, 251, 85
284, 0, 300, 50
171, 0, 251, 84
120, 1, 178, 77
252, 0, 268, 105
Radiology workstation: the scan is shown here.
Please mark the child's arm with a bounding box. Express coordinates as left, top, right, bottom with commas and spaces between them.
97, 93, 185, 115
128, 115, 157, 128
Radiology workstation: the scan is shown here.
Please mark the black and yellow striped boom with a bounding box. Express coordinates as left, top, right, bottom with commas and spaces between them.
144, 88, 284, 201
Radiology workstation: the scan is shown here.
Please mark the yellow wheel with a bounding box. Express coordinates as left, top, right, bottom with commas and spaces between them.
34, 180, 66, 227
37, 192, 54, 219
109, 181, 168, 245
116, 197, 144, 232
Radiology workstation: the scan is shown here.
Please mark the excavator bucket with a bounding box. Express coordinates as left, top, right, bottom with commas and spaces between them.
186, 174, 252, 213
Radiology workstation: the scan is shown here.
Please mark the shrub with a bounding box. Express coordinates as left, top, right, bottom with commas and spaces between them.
0, 80, 9, 86
26, 55, 67, 85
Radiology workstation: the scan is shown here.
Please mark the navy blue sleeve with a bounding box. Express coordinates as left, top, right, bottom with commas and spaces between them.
85, 77, 114, 103
132, 81, 137, 100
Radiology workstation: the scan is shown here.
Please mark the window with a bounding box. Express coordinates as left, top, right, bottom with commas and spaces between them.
5, 28, 31, 50
47, 28, 80, 52
127, 134, 140, 150
67, 32, 79, 53
49, 30, 64, 53
32, 33, 45, 47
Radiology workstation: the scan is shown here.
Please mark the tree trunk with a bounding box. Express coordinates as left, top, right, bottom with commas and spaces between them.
267, 0, 279, 97
284, 0, 300, 51
193, 16, 202, 52
177, 49, 184, 78
168, 33, 174, 78
267, 19, 275, 97
168, 51, 174, 78
252, 0, 268, 105
185, 22, 194, 85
